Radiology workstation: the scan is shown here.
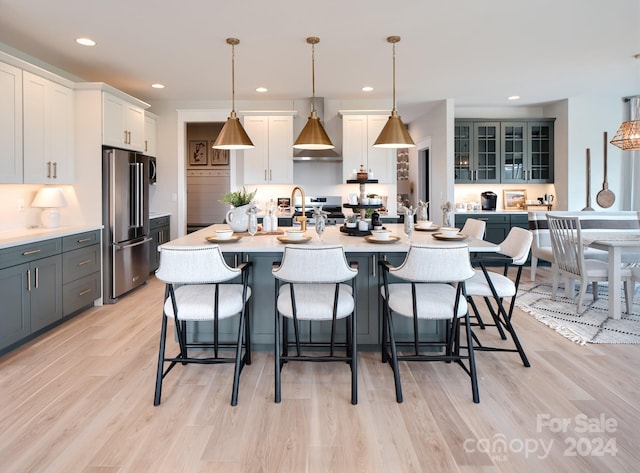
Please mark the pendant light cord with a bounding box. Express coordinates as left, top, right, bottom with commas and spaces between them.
392, 40, 396, 113
231, 41, 236, 113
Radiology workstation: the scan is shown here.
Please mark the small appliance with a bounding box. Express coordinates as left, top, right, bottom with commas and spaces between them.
293, 195, 345, 225
481, 191, 497, 211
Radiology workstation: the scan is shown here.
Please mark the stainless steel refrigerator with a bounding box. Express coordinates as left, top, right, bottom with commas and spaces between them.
102, 148, 151, 303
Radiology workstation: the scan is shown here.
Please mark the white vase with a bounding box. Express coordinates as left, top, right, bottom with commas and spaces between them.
225, 204, 252, 232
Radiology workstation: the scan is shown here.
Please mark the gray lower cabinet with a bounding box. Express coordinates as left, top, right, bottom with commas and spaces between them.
0, 239, 63, 352
150, 216, 171, 273
62, 231, 101, 316
0, 229, 101, 354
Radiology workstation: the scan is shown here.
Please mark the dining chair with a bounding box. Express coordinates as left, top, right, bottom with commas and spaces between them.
461, 218, 487, 239
465, 226, 533, 367
154, 244, 252, 406
379, 243, 479, 403
272, 245, 359, 404
547, 215, 633, 313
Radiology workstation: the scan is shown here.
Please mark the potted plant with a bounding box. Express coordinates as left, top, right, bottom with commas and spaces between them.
345, 214, 358, 228
221, 186, 257, 232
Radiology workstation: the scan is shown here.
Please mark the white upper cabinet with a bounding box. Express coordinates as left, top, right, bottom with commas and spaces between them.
342, 114, 395, 183
103, 92, 145, 151
242, 115, 293, 185
0, 62, 23, 184
23, 71, 74, 184
144, 112, 158, 157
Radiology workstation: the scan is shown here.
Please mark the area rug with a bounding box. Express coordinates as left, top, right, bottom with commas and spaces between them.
515, 279, 640, 345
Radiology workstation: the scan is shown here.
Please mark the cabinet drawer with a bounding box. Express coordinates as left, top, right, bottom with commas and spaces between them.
62, 230, 100, 251
150, 216, 170, 229
0, 239, 61, 269
510, 214, 529, 226
63, 244, 100, 283
63, 272, 100, 316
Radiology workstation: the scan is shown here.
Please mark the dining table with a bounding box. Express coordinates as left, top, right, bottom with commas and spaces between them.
585, 233, 640, 320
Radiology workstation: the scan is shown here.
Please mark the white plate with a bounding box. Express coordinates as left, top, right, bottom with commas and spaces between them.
432, 233, 468, 241
364, 235, 401, 244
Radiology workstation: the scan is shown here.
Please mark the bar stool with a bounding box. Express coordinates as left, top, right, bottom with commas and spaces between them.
272, 245, 358, 404
379, 243, 479, 403
154, 245, 252, 406
465, 227, 533, 367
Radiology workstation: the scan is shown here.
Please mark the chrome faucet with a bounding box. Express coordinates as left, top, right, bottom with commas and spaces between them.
291, 186, 307, 231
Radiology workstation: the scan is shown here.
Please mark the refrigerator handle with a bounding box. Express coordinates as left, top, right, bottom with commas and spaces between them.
115, 237, 153, 251
131, 162, 143, 228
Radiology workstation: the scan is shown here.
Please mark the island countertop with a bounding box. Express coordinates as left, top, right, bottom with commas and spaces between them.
162, 223, 500, 253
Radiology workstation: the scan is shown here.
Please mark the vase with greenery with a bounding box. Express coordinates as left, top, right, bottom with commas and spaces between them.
221, 187, 257, 232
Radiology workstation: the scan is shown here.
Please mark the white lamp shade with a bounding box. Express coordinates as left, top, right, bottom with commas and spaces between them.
32, 187, 68, 208
32, 187, 67, 228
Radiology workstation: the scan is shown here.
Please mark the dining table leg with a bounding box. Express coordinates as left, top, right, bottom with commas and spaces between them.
607, 246, 622, 320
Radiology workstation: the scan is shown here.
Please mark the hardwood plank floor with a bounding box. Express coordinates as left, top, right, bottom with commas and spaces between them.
1, 267, 639, 472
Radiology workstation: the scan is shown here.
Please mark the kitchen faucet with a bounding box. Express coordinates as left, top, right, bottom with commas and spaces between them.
291, 186, 307, 231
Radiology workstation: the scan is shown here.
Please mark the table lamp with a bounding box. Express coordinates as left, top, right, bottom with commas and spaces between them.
31, 187, 67, 228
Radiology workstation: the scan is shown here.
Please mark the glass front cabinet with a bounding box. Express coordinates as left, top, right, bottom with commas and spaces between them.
455, 119, 554, 184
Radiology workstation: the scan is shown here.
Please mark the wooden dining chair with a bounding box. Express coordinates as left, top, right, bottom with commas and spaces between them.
154, 245, 252, 406
379, 243, 479, 403
272, 245, 359, 404
547, 215, 633, 313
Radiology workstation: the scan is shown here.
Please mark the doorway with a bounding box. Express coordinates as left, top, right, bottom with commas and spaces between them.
418, 147, 431, 219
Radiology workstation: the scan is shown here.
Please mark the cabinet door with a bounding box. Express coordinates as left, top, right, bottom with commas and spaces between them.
29, 254, 63, 333
0, 263, 30, 351
144, 113, 157, 156
0, 62, 23, 184
125, 102, 145, 151
342, 115, 368, 181
22, 72, 47, 183
366, 115, 395, 183
102, 93, 127, 148
266, 116, 293, 184
454, 122, 473, 183
528, 121, 554, 183
242, 116, 269, 184
501, 122, 527, 183
473, 122, 500, 182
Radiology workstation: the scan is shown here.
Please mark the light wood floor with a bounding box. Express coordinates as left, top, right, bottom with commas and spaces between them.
1, 267, 639, 473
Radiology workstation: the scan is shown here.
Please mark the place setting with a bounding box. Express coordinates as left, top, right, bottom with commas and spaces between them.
205, 228, 242, 243
364, 229, 401, 244
431, 227, 468, 241
414, 220, 440, 232
276, 229, 312, 244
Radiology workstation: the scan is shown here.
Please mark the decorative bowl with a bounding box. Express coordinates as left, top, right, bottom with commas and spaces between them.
439, 227, 459, 238
370, 229, 391, 240
215, 229, 234, 240
285, 229, 306, 241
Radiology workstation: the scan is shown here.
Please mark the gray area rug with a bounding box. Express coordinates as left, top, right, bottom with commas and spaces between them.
516, 279, 640, 345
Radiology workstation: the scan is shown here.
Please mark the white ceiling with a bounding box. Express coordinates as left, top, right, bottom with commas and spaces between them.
1, 0, 638, 120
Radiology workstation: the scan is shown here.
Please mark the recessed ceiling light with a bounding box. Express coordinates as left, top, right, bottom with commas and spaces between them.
76, 37, 96, 46
151, 83, 165, 89
362, 86, 374, 92
256, 87, 267, 93
508, 95, 520, 101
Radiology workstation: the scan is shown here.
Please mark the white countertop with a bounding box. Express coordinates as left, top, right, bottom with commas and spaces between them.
0, 225, 103, 250
162, 224, 500, 253
150, 212, 172, 218
455, 210, 528, 215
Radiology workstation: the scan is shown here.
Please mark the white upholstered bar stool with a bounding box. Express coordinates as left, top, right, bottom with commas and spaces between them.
154, 245, 252, 406
465, 226, 533, 367
379, 243, 479, 403
461, 218, 487, 239
272, 245, 358, 404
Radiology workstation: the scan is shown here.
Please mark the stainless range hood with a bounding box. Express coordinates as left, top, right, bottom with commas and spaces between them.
293, 98, 342, 162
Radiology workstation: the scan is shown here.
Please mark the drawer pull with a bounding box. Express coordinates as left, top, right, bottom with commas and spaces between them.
23, 249, 41, 256
27, 269, 31, 292
77, 237, 92, 243
78, 259, 92, 266
79, 288, 92, 296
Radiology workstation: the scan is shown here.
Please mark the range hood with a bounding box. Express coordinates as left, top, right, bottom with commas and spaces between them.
292, 97, 342, 162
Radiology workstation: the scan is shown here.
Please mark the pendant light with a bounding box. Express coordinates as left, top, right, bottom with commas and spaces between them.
373, 36, 416, 149
293, 37, 334, 150
212, 38, 254, 150
610, 96, 640, 151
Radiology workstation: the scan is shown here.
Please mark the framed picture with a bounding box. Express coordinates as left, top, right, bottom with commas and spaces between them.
188, 140, 208, 166
210, 148, 229, 166
503, 189, 527, 210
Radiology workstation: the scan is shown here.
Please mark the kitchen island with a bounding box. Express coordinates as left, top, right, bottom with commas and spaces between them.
160, 224, 499, 349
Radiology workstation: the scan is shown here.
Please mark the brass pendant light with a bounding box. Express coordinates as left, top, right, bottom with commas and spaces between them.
373, 36, 416, 149
212, 38, 254, 150
610, 96, 640, 151
293, 37, 335, 150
